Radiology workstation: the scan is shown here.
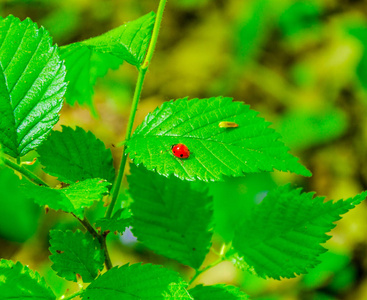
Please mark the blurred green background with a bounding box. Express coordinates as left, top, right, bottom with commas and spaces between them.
2, 0, 367, 299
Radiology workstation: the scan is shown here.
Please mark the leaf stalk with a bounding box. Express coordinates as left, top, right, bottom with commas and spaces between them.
188, 256, 225, 286
3, 157, 47, 186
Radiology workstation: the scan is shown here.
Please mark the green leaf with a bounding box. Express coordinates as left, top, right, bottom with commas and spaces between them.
61, 178, 110, 207
189, 284, 248, 300
232, 185, 367, 279
37, 126, 115, 184
128, 164, 213, 269
81, 12, 155, 67
0, 259, 55, 299
164, 282, 193, 299
0, 15, 67, 158
60, 12, 155, 111
25, 178, 110, 217
0, 167, 40, 242
127, 97, 311, 181
60, 44, 122, 113
49, 229, 104, 282
83, 263, 187, 299
95, 208, 131, 234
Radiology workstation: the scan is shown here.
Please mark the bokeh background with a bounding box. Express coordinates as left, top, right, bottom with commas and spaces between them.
1, 0, 367, 299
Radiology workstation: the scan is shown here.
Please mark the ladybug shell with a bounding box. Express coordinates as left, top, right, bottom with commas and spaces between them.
171, 143, 190, 159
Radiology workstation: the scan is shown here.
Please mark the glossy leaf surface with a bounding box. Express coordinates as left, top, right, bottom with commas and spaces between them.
0, 15, 67, 157
127, 97, 311, 181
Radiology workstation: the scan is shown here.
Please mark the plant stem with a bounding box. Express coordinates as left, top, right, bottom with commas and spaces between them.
101, 236, 113, 270
188, 256, 225, 286
59, 289, 84, 300
141, 0, 167, 70
73, 213, 113, 270
106, 0, 167, 219
4, 157, 47, 186
5, 154, 114, 270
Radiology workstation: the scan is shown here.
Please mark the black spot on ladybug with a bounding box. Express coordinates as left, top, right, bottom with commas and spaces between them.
180, 154, 183, 157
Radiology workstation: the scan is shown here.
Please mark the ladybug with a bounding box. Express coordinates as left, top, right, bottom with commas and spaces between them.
171, 143, 190, 159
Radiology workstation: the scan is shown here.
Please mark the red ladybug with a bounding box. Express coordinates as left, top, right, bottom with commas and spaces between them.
171, 143, 190, 159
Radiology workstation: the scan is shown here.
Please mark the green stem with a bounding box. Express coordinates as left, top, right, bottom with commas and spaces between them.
141, 0, 167, 70
4, 157, 47, 186
101, 236, 113, 270
106, 0, 167, 219
59, 289, 84, 300
188, 256, 225, 286
73, 214, 113, 270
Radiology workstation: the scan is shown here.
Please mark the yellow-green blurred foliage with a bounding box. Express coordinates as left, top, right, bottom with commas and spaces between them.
2, 0, 367, 299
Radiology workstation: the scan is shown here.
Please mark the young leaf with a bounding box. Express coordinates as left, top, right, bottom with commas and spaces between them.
60, 12, 155, 111
189, 284, 248, 300
128, 164, 213, 269
25, 178, 110, 217
83, 263, 188, 299
127, 97, 311, 181
95, 208, 131, 234
232, 185, 367, 279
49, 230, 104, 282
0, 15, 67, 158
0, 259, 55, 299
37, 126, 115, 184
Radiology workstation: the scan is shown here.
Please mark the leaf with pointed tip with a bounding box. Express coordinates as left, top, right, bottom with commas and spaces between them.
83, 263, 187, 299
37, 126, 115, 184
127, 97, 311, 181
0, 15, 67, 158
49, 230, 104, 282
60, 12, 155, 111
0, 259, 55, 299
189, 284, 248, 300
232, 185, 367, 279
129, 164, 213, 269
95, 208, 131, 234
25, 178, 110, 217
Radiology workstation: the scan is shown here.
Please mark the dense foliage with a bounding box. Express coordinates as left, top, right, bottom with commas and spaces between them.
0, 1, 367, 299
